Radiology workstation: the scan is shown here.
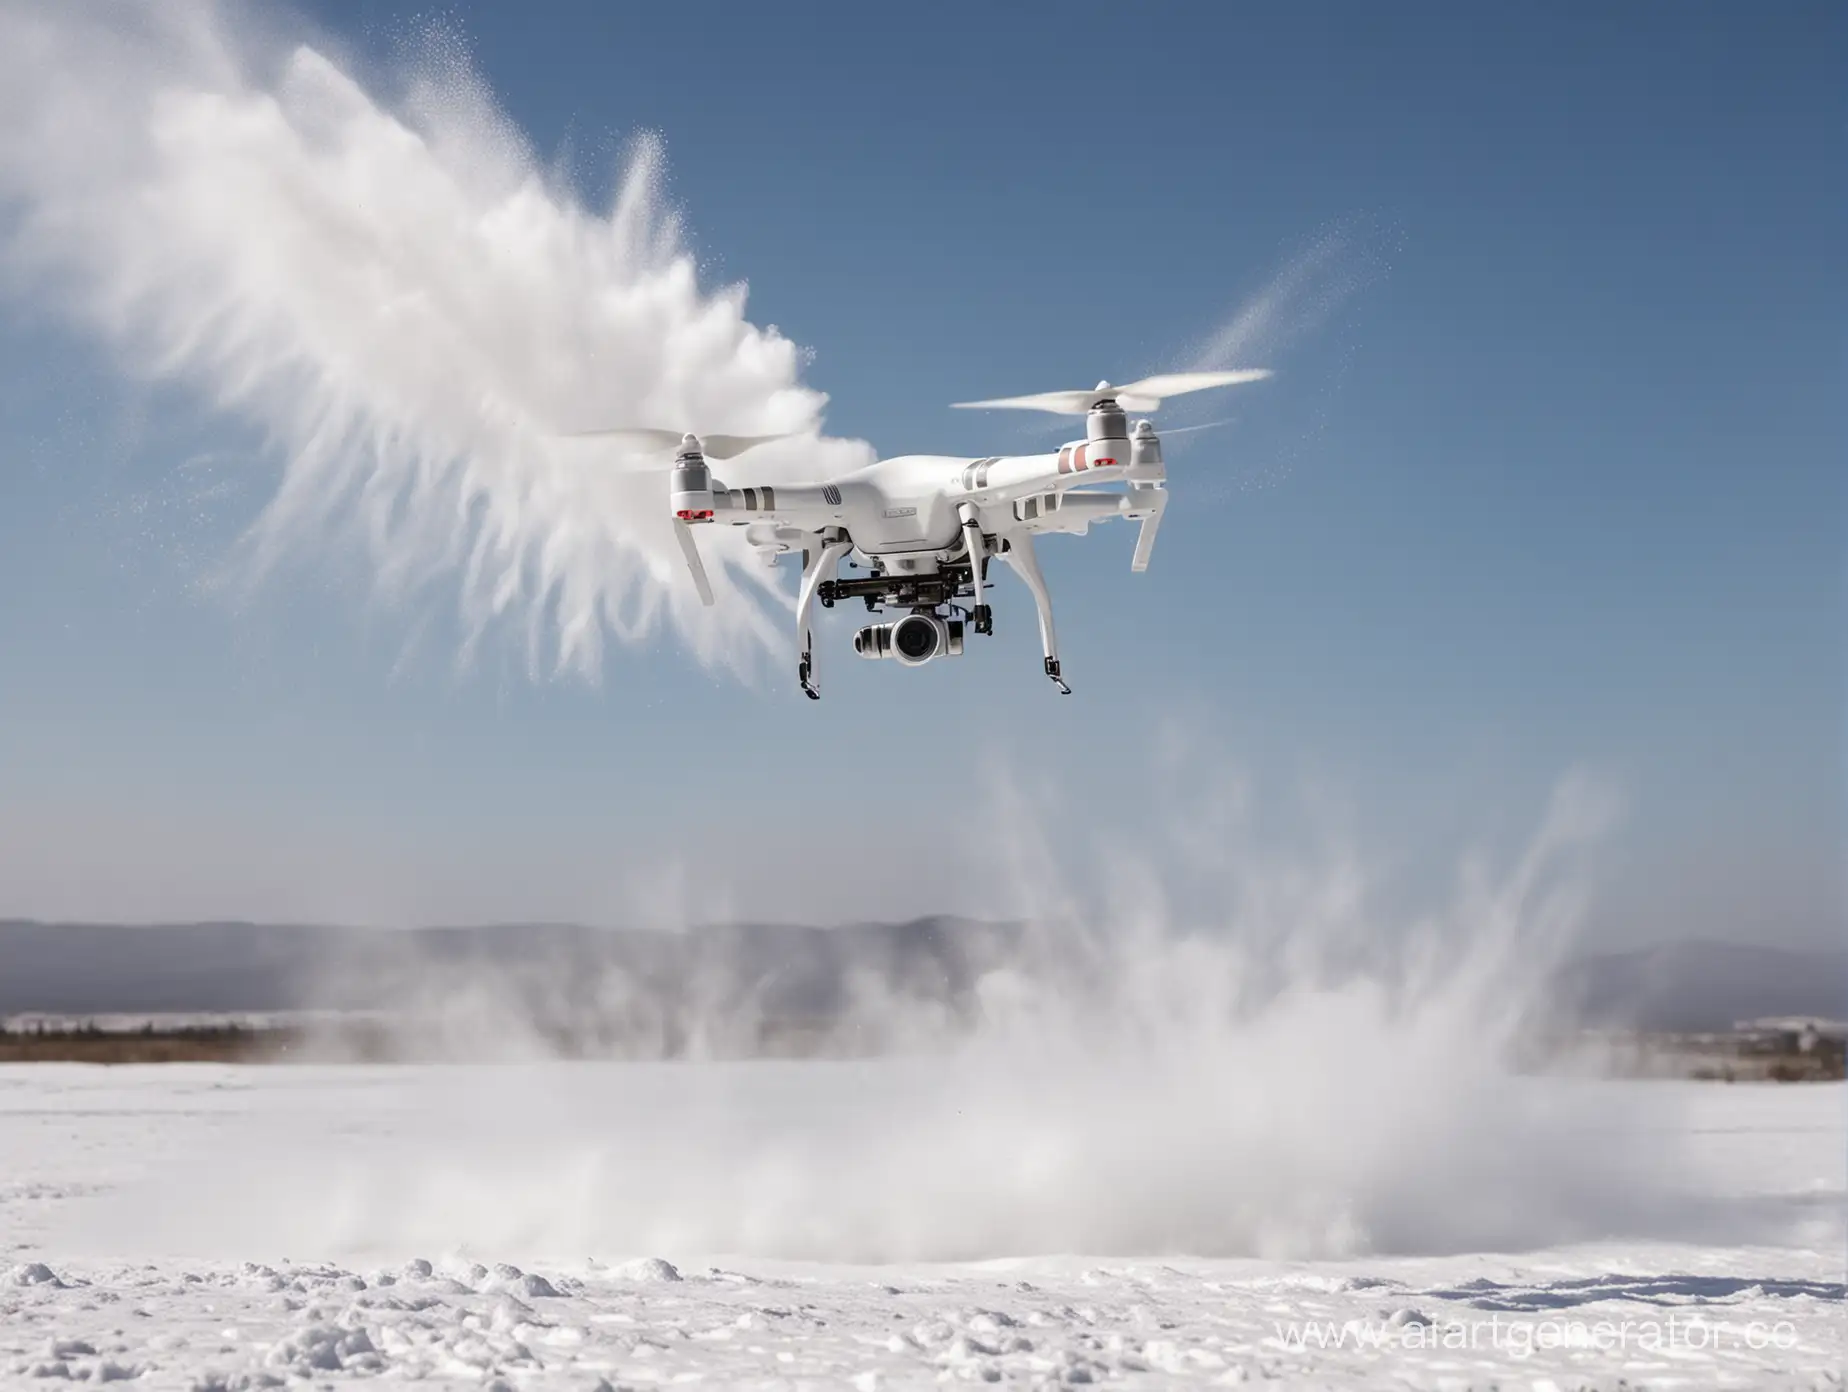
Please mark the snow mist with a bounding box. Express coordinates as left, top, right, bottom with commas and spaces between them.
57, 764, 1732, 1266
0, 0, 870, 677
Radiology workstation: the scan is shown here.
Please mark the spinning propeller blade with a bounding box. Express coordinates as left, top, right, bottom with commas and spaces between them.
952, 369, 1270, 415
565, 427, 794, 460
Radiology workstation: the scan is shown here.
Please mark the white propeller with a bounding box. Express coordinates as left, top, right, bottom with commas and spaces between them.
952, 369, 1271, 416
566, 427, 794, 460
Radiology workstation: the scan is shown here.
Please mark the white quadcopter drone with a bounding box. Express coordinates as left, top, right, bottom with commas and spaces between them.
577, 369, 1270, 698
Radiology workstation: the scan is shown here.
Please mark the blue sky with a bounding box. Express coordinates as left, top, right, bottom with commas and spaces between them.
0, 0, 1839, 942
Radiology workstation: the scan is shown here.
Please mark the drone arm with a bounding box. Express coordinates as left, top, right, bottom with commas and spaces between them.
1000, 530, 1070, 694
710, 483, 836, 529
795, 539, 852, 699
969, 453, 1157, 518
1010, 487, 1166, 571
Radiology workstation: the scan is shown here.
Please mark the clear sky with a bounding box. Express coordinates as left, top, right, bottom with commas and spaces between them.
0, 0, 1839, 944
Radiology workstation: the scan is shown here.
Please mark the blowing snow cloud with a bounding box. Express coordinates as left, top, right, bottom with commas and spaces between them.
0, 0, 871, 677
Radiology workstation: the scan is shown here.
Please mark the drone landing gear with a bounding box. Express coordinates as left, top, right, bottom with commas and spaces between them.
1002, 532, 1071, 695
958, 502, 995, 638
796, 539, 852, 700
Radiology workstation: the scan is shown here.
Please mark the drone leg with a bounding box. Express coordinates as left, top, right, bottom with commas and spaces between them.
1002, 531, 1070, 694
795, 540, 851, 699
959, 503, 992, 635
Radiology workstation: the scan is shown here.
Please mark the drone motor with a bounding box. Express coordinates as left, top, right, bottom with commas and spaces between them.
669, 443, 715, 522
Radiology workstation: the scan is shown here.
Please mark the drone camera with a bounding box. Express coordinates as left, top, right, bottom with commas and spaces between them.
854, 614, 964, 666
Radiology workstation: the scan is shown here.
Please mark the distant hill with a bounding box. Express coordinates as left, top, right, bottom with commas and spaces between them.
1548, 939, 1848, 1033
1, 919, 1842, 1040
0, 917, 1027, 1055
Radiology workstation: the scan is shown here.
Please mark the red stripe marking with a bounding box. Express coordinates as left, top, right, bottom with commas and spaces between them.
1074, 444, 1088, 472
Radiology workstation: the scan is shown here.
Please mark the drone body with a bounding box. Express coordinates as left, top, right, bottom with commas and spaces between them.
582, 370, 1269, 698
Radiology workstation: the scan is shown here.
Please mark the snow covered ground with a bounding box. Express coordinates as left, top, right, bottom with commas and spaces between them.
1, 1064, 1841, 1389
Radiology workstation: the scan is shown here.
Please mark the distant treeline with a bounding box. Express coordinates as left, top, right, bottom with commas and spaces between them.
0, 1020, 300, 1065
0, 1012, 859, 1065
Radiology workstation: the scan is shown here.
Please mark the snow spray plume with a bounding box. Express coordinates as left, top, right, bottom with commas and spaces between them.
1169, 218, 1400, 495
1185, 220, 1396, 376
0, 1, 870, 677
59, 756, 1798, 1264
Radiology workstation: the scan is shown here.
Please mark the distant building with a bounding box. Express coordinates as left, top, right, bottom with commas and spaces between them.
1734, 1017, 1848, 1054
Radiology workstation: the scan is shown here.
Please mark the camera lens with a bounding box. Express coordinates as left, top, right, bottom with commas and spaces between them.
892, 614, 940, 663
